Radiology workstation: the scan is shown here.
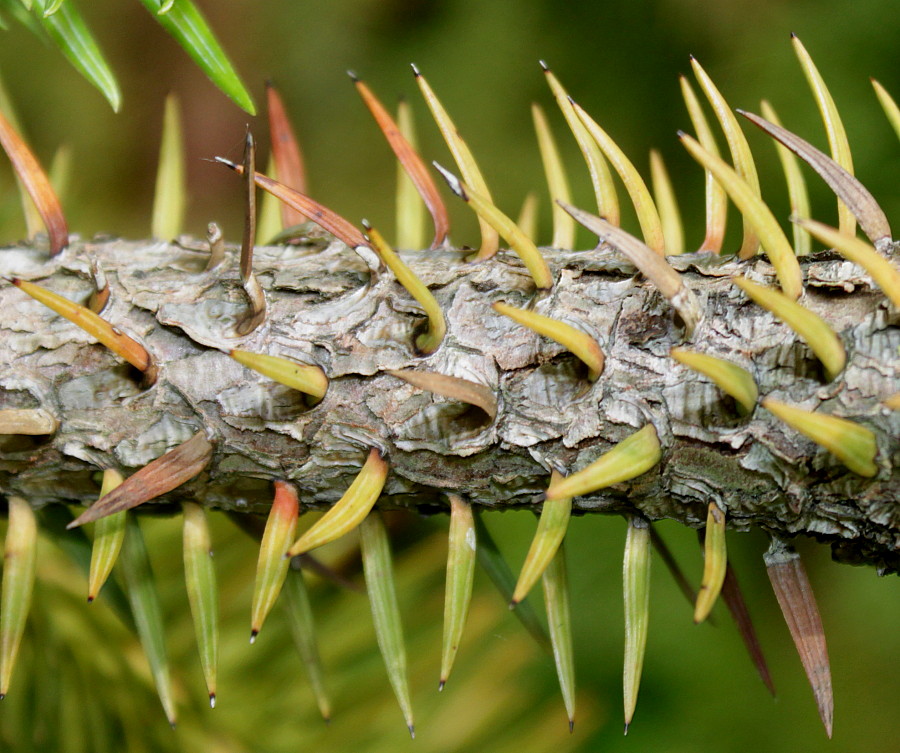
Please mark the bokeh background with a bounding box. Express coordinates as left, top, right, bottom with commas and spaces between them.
1, 1, 899, 752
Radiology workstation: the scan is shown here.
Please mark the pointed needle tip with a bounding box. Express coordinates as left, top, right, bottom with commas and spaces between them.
438, 680, 446, 692
0, 693, 5, 701
508, 599, 519, 610
410, 63, 421, 77
209, 693, 216, 709
569, 719, 575, 734
87, 595, 95, 603
214, 157, 239, 170
249, 630, 258, 644
539, 59, 550, 71
408, 724, 416, 739
623, 722, 630, 736
169, 719, 177, 730
347, 70, 359, 82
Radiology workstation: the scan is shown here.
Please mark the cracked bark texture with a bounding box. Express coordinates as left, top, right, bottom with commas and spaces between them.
0, 235, 897, 571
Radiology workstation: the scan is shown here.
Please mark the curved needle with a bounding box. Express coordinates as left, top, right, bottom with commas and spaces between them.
493, 301, 604, 381
286, 449, 388, 557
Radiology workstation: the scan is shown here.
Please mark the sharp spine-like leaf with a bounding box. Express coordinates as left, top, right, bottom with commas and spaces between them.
544, 424, 661, 501
760, 100, 812, 256
237, 130, 266, 336
151, 93, 186, 240
517, 191, 540, 242
543, 62, 619, 227
87, 469, 126, 602
69, 431, 213, 528
182, 501, 218, 706
559, 202, 702, 336
679, 133, 802, 300
720, 561, 775, 695
690, 56, 761, 258
0, 72, 44, 240
678, 75, 726, 254
542, 541, 575, 731
871, 78, 900, 141
413, 64, 499, 259
282, 564, 331, 722
362, 221, 446, 353
762, 398, 878, 478
256, 154, 282, 245
493, 301, 604, 381
287, 449, 388, 557
512, 471, 572, 605
0, 497, 37, 699
0, 106, 68, 254
395, 98, 427, 251
733, 276, 845, 381
388, 369, 497, 420
670, 347, 758, 414
532, 102, 575, 249
571, 99, 666, 254
352, 73, 448, 250
649, 149, 684, 255
737, 110, 892, 247
791, 33, 855, 236
434, 161, 553, 289
440, 495, 477, 690
266, 82, 308, 227
793, 217, 900, 309
216, 159, 370, 249
229, 349, 328, 401
765, 538, 833, 737
250, 482, 299, 642
359, 512, 414, 738
623, 516, 651, 734
10, 278, 154, 379
693, 503, 727, 624
119, 514, 177, 725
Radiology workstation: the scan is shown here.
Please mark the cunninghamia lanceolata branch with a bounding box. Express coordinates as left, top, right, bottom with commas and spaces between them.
1, 39, 900, 741
1, 233, 897, 570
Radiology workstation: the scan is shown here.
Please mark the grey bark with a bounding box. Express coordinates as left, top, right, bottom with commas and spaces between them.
0, 235, 898, 571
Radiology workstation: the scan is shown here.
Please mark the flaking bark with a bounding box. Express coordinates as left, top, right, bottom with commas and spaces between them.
0, 235, 897, 571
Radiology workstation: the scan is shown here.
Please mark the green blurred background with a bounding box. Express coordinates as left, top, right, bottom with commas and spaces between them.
1, 1, 899, 752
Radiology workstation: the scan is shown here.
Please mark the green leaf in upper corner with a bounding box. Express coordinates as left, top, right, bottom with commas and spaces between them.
33, 0, 121, 111
0, 0, 45, 38
138, 0, 256, 115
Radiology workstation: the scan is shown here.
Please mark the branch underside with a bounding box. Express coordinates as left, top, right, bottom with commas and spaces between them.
1, 237, 898, 571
